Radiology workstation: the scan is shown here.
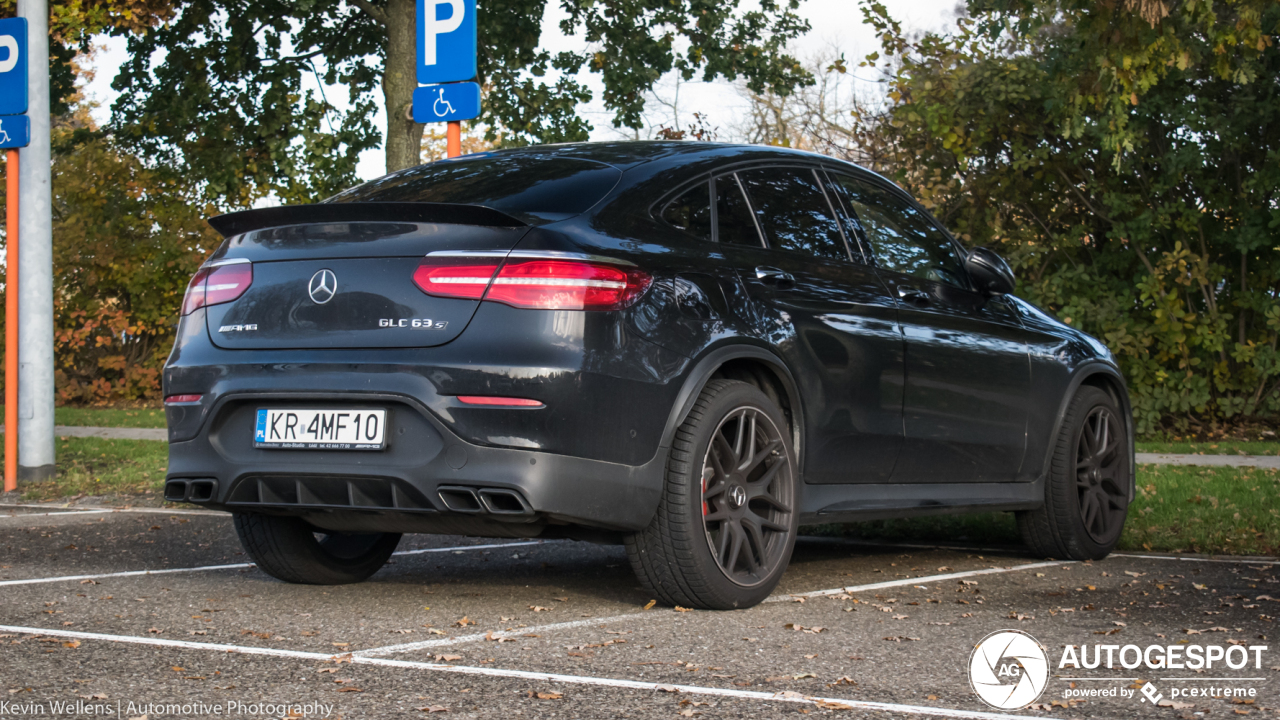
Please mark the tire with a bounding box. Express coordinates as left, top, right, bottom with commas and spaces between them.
1018, 386, 1130, 560
233, 513, 401, 585
625, 379, 799, 610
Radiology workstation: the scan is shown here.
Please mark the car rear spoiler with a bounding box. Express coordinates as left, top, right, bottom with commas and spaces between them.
207, 202, 528, 237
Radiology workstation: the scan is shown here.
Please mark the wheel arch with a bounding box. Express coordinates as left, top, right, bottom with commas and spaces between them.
661, 344, 805, 467
1040, 362, 1136, 502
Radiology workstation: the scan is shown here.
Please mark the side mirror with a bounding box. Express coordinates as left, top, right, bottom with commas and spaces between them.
965, 247, 1015, 296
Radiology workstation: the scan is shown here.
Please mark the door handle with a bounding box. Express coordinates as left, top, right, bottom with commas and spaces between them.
897, 286, 931, 306
755, 266, 796, 287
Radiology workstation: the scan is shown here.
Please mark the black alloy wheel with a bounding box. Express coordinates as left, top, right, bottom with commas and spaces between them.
1075, 405, 1127, 545
1018, 385, 1130, 560
700, 406, 794, 586
626, 379, 800, 609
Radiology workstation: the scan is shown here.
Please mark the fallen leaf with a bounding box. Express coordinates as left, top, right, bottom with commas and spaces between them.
529, 606, 550, 613
336, 687, 363, 693
433, 654, 462, 662
828, 677, 857, 687
62, 641, 80, 649
674, 606, 692, 613
532, 691, 562, 700
643, 600, 657, 610
454, 617, 474, 627
415, 707, 449, 713
814, 700, 853, 710
656, 685, 680, 693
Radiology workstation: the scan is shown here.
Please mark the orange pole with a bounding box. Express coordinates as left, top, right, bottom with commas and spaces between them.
4, 148, 16, 492
446, 121, 461, 158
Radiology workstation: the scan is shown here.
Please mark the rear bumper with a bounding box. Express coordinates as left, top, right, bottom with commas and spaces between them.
165, 390, 667, 533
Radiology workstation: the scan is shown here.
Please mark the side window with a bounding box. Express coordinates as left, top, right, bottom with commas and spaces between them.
661, 180, 712, 242
714, 174, 764, 248
736, 167, 850, 262
835, 176, 968, 288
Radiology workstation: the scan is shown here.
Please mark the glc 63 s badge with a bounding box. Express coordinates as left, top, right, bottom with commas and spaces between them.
378, 318, 449, 329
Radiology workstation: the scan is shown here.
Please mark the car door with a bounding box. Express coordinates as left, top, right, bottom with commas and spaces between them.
715, 166, 906, 484
828, 171, 1031, 483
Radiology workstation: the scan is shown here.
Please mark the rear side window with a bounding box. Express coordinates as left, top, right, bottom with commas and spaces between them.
736, 168, 850, 262
661, 180, 712, 242
327, 155, 622, 221
715, 175, 763, 248
833, 175, 968, 288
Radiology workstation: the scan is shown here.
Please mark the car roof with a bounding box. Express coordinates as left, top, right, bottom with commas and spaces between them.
457, 141, 842, 172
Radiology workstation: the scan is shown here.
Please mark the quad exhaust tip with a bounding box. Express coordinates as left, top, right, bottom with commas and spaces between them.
437, 485, 534, 516
164, 479, 218, 503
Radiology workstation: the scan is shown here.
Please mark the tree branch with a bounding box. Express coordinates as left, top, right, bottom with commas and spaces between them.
348, 0, 388, 27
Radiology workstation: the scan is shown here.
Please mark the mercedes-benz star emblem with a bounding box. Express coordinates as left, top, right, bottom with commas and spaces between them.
308, 269, 337, 305
728, 485, 747, 509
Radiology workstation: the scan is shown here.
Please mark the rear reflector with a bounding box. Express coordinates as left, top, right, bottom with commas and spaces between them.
164, 394, 203, 404
180, 262, 253, 316
456, 396, 544, 408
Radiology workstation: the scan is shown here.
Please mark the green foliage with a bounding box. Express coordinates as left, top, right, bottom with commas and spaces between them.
109, 0, 813, 202
857, 0, 1280, 433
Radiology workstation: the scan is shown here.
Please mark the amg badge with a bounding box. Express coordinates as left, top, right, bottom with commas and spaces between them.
219, 324, 258, 333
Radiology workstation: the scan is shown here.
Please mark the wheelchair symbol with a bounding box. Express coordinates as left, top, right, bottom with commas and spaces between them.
433, 88, 455, 118
0, 119, 10, 146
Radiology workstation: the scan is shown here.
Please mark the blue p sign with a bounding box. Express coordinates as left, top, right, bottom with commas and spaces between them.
0, 17, 28, 117
417, 0, 476, 85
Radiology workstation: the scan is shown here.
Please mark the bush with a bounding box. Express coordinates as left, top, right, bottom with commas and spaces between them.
1, 134, 220, 405
857, 0, 1280, 434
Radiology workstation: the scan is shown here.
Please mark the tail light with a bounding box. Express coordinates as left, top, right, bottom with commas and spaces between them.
413, 256, 650, 311
413, 261, 501, 300
181, 261, 253, 315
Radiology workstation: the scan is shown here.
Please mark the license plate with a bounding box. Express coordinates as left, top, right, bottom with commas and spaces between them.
254, 408, 387, 450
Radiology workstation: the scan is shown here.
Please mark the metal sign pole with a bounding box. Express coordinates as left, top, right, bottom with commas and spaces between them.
16, 0, 52, 482
4, 148, 14, 491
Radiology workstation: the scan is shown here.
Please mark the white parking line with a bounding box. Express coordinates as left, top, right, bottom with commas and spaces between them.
764, 560, 1073, 601
0, 503, 225, 516
0, 509, 112, 519
0, 623, 1044, 720
0, 541, 544, 587
362, 559, 1069, 656
1110, 552, 1280, 566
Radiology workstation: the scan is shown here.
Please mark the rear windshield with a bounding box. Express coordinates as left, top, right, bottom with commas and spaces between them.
326, 155, 622, 222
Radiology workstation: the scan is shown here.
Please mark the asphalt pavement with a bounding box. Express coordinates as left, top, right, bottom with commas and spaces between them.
0, 505, 1275, 719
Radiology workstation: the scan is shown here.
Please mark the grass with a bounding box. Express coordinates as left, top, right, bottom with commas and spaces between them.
1, 436, 168, 502
0, 404, 166, 429
1135, 439, 1280, 455
811, 464, 1280, 556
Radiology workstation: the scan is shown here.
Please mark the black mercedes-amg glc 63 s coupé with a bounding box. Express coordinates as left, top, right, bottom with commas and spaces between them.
163, 142, 1133, 609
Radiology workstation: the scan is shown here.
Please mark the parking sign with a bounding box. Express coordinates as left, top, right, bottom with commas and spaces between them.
412, 82, 480, 123
0, 17, 26, 116
417, 0, 476, 85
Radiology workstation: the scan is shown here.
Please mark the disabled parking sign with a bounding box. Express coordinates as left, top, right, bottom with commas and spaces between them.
412, 82, 480, 123
417, 0, 476, 85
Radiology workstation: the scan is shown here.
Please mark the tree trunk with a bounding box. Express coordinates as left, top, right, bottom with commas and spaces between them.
383, 0, 424, 173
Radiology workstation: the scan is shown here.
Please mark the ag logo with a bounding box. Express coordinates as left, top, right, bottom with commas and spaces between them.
968, 630, 1049, 709
308, 269, 337, 305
